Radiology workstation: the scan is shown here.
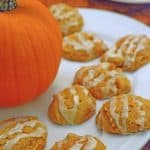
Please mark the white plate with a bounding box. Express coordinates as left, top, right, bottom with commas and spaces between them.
0, 9, 150, 150
111, 0, 150, 4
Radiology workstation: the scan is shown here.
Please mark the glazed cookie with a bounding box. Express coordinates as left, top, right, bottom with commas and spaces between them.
73, 63, 131, 99
63, 32, 108, 61
0, 116, 47, 150
96, 94, 150, 134
50, 133, 106, 150
101, 34, 150, 71
48, 85, 96, 125
49, 3, 83, 36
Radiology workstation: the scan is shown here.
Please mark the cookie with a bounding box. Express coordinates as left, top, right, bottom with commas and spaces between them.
63, 32, 108, 61
0, 116, 47, 150
73, 63, 131, 99
101, 34, 150, 71
50, 133, 106, 150
48, 85, 96, 125
49, 3, 83, 36
96, 94, 150, 134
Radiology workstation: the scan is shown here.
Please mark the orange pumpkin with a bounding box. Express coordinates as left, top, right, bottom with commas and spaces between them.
37, 0, 49, 6
0, 0, 62, 107
38, 0, 60, 6
37, 0, 88, 7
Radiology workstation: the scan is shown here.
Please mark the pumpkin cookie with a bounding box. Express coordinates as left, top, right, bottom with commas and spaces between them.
0, 116, 47, 150
63, 32, 108, 61
101, 34, 150, 71
96, 94, 150, 134
48, 85, 96, 125
49, 3, 83, 36
50, 133, 106, 150
73, 63, 131, 99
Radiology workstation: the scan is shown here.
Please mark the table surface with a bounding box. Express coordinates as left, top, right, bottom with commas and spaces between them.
47, 0, 150, 149
47, 0, 150, 26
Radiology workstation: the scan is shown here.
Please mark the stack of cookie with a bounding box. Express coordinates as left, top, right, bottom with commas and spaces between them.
49, 3, 108, 62
48, 2, 150, 149
0, 3, 150, 150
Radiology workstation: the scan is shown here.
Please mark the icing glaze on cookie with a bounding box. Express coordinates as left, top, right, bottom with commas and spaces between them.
4, 127, 45, 150
0, 118, 46, 150
63, 32, 102, 52
58, 87, 80, 124
0, 120, 41, 140
134, 98, 145, 131
69, 135, 97, 150
50, 3, 76, 20
106, 35, 147, 67
109, 95, 129, 133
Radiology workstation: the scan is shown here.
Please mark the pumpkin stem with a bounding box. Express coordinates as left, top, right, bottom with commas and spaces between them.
0, 0, 17, 12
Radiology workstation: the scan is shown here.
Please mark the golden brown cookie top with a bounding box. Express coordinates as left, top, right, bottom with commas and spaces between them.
74, 63, 131, 99
63, 32, 108, 53
96, 94, 150, 134
49, 3, 83, 36
51, 133, 106, 150
50, 3, 78, 21
104, 34, 150, 67
74, 63, 122, 89
48, 85, 96, 125
0, 116, 47, 149
74, 62, 116, 79
56, 85, 95, 124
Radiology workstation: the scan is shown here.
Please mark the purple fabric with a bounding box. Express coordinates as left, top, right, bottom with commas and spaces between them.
142, 140, 150, 150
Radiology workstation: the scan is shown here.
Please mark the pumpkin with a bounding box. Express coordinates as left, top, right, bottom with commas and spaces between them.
37, 0, 88, 7
0, 0, 62, 107
37, 0, 49, 6
37, 0, 67, 7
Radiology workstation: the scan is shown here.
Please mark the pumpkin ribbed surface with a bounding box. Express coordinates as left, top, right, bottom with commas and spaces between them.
0, 0, 62, 107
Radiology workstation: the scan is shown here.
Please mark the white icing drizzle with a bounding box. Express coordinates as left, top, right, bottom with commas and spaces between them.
69, 136, 97, 150
106, 46, 123, 58
63, 32, 102, 52
0, 120, 40, 140
87, 74, 105, 88
110, 96, 129, 133
125, 35, 146, 66
69, 143, 83, 150
134, 98, 145, 130
50, 4, 76, 20
110, 98, 122, 130
77, 64, 125, 98
106, 35, 147, 67
77, 64, 110, 83
70, 88, 77, 95
83, 68, 121, 96
83, 69, 95, 87
121, 96, 129, 133
58, 87, 80, 124
101, 70, 121, 96
50, 4, 81, 35
83, 88, 89, 96
3, 127, 45, 150
62, 14, 80, 33
108, 70, 120, 77
102, 78, 117, 96
100, 62, 110, 70
76, 66, 93, 80
83, 136, 97, 150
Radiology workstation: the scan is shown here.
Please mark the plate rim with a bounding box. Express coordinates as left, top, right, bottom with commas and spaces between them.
111, 0, 150, 4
